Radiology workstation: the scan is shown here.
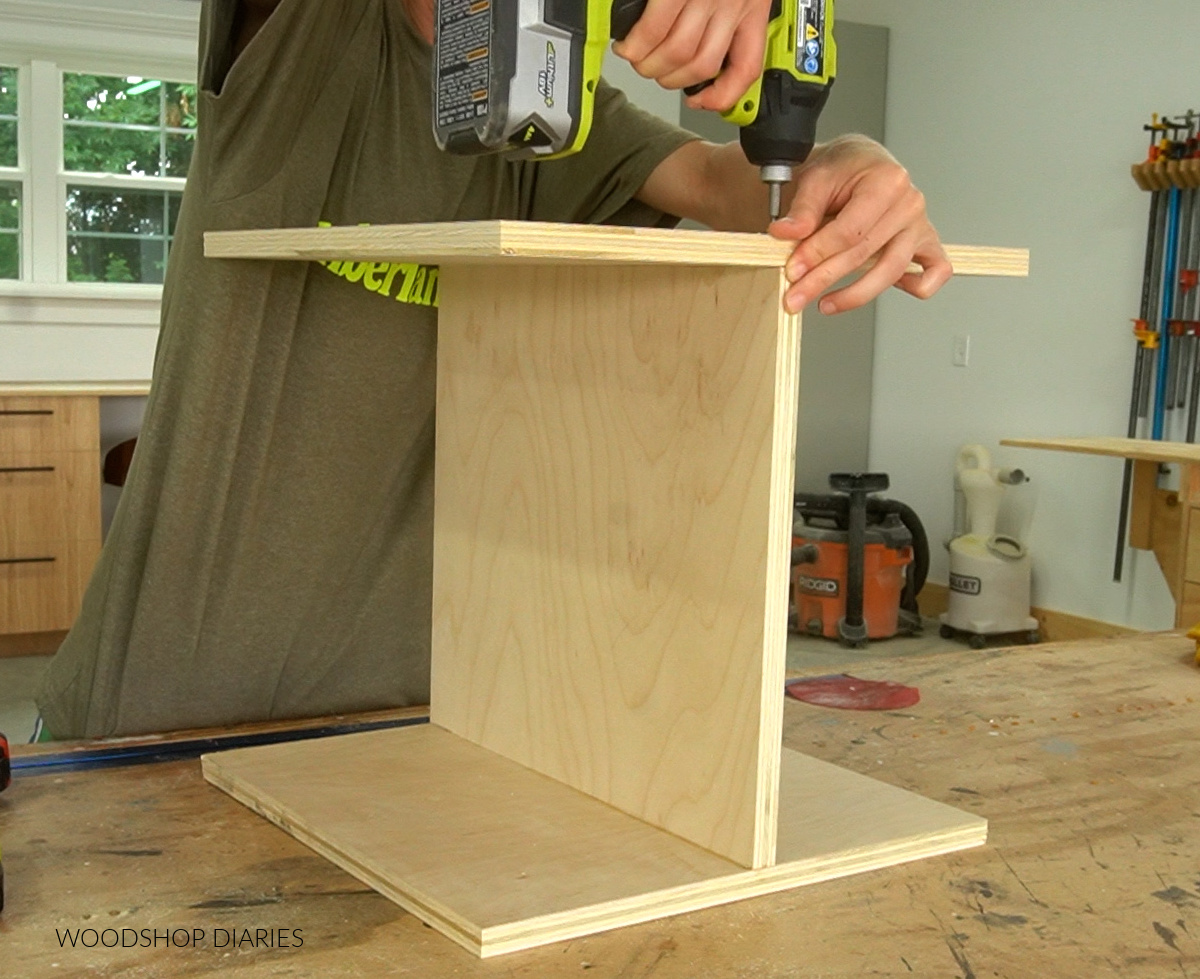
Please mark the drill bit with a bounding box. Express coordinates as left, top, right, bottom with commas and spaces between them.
761, 164, 794, 222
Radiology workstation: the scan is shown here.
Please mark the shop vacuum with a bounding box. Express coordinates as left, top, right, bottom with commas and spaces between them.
790, 473, 929, 648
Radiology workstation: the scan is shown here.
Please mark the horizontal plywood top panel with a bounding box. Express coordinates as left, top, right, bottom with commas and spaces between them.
1002, 437, 1200, 465
205, 221, 1029, 277
0, 381, 151, 397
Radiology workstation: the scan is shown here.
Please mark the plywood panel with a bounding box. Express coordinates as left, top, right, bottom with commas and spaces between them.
201, 724, 986, 958
0, 396, 99, 455
431, 264, 796, 869
1002, 436, 1200, 465
0, 382, 151, 397
204, 221, 1030, 277
0, 451, 102, 550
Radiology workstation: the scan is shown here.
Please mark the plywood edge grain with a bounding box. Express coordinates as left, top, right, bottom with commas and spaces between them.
0, 382, 151, 397
1002, 436, 1200, 466
482, 798, 986, 957
204, 222, 1028, 277
751, 279, 801, 869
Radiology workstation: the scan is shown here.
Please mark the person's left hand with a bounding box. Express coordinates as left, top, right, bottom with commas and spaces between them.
771, 135, 953, 315
611, 0, 773, 113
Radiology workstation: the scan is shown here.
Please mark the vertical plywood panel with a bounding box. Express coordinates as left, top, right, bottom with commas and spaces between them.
431, 264, 797, 868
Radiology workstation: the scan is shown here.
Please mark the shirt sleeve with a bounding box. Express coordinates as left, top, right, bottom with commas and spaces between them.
518, 79, 701, 228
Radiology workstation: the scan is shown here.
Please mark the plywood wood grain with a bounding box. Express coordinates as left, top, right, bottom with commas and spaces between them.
1002, 436, 1200, 465
431, 264, 796, 869
204, 221, 1029, 277
201, 724, 986, 958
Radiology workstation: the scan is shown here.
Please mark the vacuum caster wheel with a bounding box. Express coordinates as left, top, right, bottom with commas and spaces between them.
939, 624, 955, 640
1026, 630, 1041, 645
968, 634, 988, 650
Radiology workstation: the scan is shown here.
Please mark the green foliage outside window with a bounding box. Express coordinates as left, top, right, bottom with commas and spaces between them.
63, 73, 197, 178
0, 181, 18, 280
62, 73, 194, 283
0, 66, 17, 169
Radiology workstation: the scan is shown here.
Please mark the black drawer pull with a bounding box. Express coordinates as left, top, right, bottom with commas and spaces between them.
0, 556, 56, 565
0, 466, 55, 474
0, 410, 54, 416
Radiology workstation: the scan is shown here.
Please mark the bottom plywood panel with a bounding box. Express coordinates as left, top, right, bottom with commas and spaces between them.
201, 724, 986, 958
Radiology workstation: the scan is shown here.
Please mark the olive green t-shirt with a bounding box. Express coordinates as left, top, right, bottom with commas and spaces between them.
38, 0, 698, 738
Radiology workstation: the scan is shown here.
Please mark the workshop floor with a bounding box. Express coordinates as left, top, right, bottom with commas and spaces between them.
786, 618, 962, 676
0, 624, 965, 745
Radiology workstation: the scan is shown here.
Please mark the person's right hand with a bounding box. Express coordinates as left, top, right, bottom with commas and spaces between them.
611, 0, 773, 113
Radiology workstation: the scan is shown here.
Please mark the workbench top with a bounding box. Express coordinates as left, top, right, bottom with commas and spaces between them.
2, 633, 1197, 977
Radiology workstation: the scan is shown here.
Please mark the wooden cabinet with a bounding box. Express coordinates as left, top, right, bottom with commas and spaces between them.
0, 383, 150, 649
0, 396, 102, 635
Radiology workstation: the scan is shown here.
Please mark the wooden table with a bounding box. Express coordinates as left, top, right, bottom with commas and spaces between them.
3, 632, 1198, 976
1002, 437, 1200, 628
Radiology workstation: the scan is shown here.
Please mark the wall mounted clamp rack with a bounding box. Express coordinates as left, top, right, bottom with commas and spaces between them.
201, 221, 1028, 957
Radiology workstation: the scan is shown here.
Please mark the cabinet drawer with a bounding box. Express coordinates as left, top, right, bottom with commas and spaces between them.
0, 537, 99, 634
0, 452, 101, 550
0, 397, 99, 455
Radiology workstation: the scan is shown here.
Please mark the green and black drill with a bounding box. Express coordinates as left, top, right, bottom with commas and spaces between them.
432, 0, 837, 220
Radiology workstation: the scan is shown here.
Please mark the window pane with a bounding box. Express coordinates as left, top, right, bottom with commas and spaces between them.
63, 73, 198, 179
67, 185, 182, 284
0, 181, 17, 230
68, 186, 169, 236
0, 67, 17, 169
63, 73, 160, 126
0, 233, 16, 280
0, 67, 16, 116
64, 125, 160, 177
68, 235, 166, 284
0, 181, 19, 280
164, 131, 195, 179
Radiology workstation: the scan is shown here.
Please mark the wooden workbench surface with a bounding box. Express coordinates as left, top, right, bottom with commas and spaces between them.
3, 633, 1198, 977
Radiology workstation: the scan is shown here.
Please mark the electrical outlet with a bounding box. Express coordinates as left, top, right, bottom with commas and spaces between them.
953, 334, 971, 367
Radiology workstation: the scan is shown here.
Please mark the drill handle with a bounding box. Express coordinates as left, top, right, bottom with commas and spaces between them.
610, 0, 648, 42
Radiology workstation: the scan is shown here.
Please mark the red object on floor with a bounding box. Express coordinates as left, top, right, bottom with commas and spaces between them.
785, 674, 920, 711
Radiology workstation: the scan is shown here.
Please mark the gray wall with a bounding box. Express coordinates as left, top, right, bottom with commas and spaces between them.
678, 21, 890, 494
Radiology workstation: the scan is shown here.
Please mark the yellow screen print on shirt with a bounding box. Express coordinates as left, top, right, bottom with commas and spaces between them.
314, 222, 440, 308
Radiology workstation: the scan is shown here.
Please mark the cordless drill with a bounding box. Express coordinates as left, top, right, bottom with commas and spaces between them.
432, 0, 837, 221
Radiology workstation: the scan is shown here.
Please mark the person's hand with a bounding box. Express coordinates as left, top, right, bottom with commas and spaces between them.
771, 135, 953, 315
611, 0, 772, 113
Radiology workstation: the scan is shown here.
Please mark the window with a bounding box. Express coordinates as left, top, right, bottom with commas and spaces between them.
63, 73, 196, 284
0, 66, 20, 280
0, 62, 197, 288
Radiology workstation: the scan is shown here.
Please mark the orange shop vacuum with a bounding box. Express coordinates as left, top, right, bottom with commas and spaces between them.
791, 473, 929, 648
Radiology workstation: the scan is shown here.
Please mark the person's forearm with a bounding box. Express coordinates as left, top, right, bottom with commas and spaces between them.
639, 139, 772, 232
636, 131, 950, 314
